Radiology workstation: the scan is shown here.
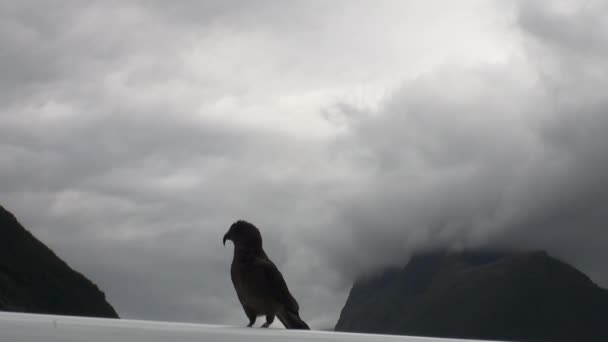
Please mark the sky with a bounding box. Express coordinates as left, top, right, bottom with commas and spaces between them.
1, 0, 608, 330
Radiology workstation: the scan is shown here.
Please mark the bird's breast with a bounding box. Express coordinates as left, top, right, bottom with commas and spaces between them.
230, 262, 277, 311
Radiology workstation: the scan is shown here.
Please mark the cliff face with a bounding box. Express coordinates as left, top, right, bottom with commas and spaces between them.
0, 205, 118, 318
335, 250, 608, 342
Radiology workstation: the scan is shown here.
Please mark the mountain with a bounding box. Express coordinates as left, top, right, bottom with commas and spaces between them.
0, 205, 119, 318
335, 249, 608, 342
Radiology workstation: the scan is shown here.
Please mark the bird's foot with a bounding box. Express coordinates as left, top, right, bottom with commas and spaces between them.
246, 315, 256, 328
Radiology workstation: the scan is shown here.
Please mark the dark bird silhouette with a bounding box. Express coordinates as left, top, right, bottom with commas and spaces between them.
223, 220, 310, 330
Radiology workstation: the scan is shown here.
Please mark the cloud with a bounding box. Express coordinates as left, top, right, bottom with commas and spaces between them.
1, 0, 607, 329
319, 0, 608, 286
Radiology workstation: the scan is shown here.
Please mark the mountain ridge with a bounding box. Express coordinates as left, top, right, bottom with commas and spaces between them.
0, 204, 119, 318
335, 249, 608, 342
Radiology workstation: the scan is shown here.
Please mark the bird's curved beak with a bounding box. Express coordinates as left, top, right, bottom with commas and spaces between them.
223, 232, 230, 246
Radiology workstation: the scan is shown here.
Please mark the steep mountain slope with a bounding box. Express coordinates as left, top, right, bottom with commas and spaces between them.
0, 205, 118, 318
335, 250, 608, 341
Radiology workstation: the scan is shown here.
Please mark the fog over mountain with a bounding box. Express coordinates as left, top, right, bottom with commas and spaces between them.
1, 0, 607, 329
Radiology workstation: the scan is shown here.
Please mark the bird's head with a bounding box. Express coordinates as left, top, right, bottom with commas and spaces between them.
223, 220, 263, 249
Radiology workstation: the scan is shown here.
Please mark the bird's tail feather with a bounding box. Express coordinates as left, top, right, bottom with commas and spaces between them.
277, 309, 310, 330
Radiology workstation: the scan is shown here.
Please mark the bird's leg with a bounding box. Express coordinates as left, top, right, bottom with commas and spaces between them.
261, 314, 275, 328
244, 306, 257, 327
247, 317, 256, 328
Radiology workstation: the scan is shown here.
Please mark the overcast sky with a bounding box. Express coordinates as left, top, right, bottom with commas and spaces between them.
2, 0, 608, 330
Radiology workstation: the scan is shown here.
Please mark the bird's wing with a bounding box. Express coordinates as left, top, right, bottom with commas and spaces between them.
257, 258, 300, 312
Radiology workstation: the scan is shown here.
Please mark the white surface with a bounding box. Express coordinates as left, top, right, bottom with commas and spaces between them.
0, 312, 499, 342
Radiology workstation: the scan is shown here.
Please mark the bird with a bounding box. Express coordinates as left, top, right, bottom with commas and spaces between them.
223, 220, 310, 330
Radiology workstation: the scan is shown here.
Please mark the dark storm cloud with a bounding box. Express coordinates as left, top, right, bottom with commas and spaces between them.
317, 0, 608, 287
0, 2, 148, 102
499, 1, 608, 282
147, 0, 335, 29
1, 0, 607, 331
518, 1, 608, 58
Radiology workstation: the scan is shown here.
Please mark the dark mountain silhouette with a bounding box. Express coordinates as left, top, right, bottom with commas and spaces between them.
335, 249, 608, 342
0, 205, 118, 318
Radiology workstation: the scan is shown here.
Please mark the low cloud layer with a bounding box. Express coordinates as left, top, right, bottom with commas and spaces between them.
1, 0, 607, 329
